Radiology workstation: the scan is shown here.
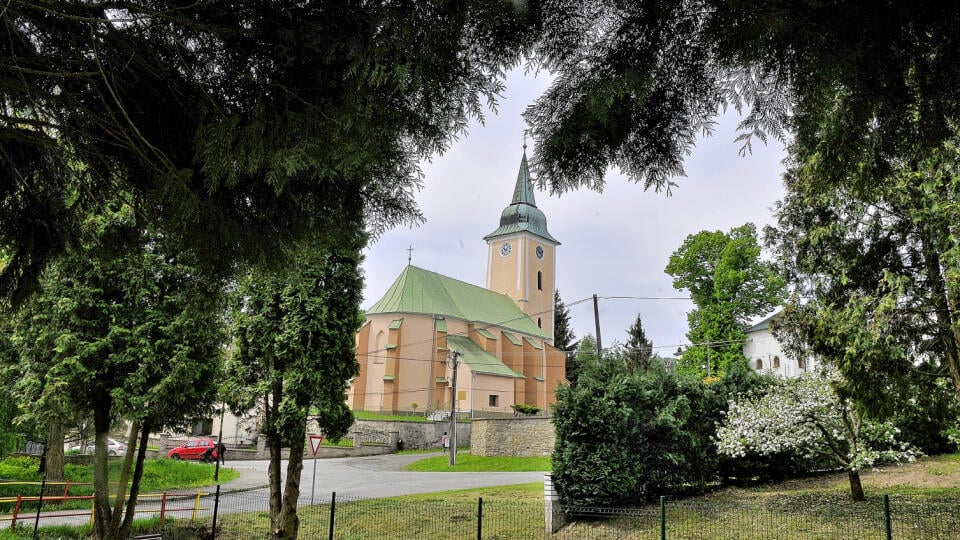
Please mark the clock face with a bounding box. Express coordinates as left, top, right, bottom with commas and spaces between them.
535, 245, 544, 259
499, 242, 512, 257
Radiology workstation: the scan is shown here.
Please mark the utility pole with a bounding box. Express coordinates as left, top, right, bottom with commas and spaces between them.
448, 350, 460, 466
592, 294, 603, 359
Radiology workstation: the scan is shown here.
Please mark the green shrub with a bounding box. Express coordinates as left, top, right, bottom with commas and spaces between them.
511, 404, 540, 416
552, 356, 790, 507
553, 358, 704, 506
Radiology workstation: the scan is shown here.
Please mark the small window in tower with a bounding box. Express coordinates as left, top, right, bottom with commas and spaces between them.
798, 357, 806, 370
537, 271, 542, 290
488, 395, 499, 407
773, 356, 780, 369
756, 358, 763, 370
537, 318, 542, 328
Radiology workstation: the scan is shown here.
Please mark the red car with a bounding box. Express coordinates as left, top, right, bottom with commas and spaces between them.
168, 438, 219, 462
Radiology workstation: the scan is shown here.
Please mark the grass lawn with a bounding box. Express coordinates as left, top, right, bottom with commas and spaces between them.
351, 410, 432, 423
215, 483, 544, 539
403, 452, 551, 472
557, 453, 960, 539
0, 456, 239, 513
15, 454, 960, 539
320, 437, 353, 448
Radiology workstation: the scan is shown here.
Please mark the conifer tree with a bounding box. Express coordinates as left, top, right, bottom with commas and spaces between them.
625, 314, 654, 371
553, 289, 576, 353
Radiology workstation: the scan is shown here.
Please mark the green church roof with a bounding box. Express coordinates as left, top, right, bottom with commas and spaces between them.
366, 265, 546, 337
484, 149, 559, 244
447, 335, 524, 378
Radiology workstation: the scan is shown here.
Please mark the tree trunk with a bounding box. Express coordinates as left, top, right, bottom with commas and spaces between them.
266, 392, 283, 537
43, 419, 66, 497
91, 406, 115, 539
118, 420, 152, 540
109, 420, 140, 534
848, 470, 866, 501
919, 228, 960, 394
274, 425, 307, 540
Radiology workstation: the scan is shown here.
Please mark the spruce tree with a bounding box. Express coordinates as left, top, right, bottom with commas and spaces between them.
625, 314, 654, 371
553, 289, 576, 353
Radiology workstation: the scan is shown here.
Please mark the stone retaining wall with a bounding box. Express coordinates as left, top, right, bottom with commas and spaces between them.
471, 417, 554, 457
149, 419, 467, 459
351, 419, 471, 451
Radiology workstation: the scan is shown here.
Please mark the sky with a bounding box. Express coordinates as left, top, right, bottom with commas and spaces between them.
360, 67, 787, 357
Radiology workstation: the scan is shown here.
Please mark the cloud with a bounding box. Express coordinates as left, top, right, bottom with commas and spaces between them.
362, 67, 786, 354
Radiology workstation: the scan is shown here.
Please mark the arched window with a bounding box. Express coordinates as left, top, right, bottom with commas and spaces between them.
537, 317, 542, 328
798, 357, 806, 370
755, 358, 763, 370
374, 331, 386, 364
537, 271, 543, 290
773, 356, 780, 369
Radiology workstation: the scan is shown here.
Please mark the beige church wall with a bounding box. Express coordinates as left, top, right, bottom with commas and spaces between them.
500, 336, 523, 372
543, 344, 566, 407
487, 234, 522, 301
450, 358, 474, 412
351, 315, 393, 412
521, 339, 544, 408
467, 373, 516, 414
348, 322, 372, 410
519, 236, 556, 339
393, 315, 436, 412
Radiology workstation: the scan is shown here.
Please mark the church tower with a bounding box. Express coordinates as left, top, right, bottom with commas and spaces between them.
484, 147, 560, 342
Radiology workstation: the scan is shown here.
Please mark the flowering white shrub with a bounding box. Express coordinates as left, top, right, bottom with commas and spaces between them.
716, 367, 919, 498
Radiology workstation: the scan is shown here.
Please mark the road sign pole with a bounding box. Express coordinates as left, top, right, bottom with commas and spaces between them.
308, 434, 323, 505
311, 453, 317, 505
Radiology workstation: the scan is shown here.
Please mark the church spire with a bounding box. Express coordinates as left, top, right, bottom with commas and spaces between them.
484, 146, 558, 244
510, 146, 537, 207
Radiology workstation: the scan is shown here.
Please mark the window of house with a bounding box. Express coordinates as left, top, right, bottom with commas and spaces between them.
798, 357, 806, 370
756, 358, 763, 370
537, 271, 543, 290
773, 356, 780, 369
489, 395, 499, 407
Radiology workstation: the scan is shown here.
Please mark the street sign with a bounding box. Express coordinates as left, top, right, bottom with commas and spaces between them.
309, 435, 324, 456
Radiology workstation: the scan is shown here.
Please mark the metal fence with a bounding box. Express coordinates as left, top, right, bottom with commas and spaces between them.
179, 492, 960, 539
13, 487, 960, 539
557, 497, 960, 540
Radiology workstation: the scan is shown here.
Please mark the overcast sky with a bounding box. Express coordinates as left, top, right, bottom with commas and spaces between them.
361, 67, 787, 357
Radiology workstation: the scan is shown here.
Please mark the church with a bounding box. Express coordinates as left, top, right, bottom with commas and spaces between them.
348, 149, 568, 416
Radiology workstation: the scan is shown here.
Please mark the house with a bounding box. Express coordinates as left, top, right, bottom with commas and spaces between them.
742, 312, 819, 377
347, 148, 567, 415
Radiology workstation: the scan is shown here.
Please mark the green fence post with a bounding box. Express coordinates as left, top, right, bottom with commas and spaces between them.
884, 494, 892, 540
210, 484, 221, 540
328, 491, 336, 540
477, 497, 483, 540
660, 496, 666, 540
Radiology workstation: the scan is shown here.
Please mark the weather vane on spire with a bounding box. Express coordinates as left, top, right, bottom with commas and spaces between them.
522, 130, 527, 151
407, 245, 413, 266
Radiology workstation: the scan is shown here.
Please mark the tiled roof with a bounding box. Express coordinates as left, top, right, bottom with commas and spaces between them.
365, 265, 545, 337
447, 335, 524, 378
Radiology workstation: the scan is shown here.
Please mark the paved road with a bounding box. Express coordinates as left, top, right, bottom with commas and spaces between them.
226, 453, 543, 499
15, 453, 545, 528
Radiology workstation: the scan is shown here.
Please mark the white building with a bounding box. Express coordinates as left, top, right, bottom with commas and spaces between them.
742, 312, 819, 378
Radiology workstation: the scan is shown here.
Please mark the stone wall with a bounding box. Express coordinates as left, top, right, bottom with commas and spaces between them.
148, 418, 472, 459
471, 417, 554, 457
352, 419, 471, 451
